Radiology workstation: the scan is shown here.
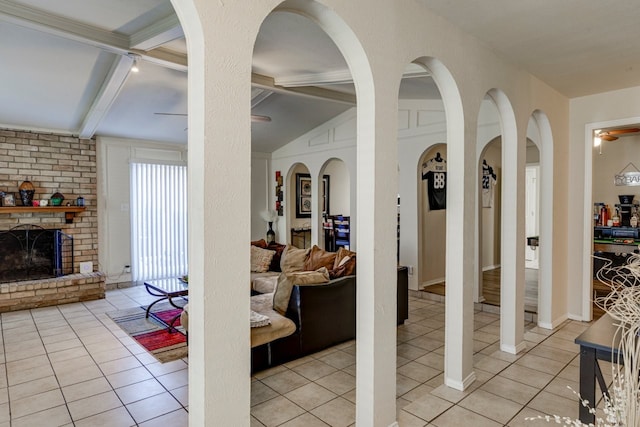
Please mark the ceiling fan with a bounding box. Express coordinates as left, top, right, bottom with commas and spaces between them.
154, 112, 272, 123
596, 128, 640, 141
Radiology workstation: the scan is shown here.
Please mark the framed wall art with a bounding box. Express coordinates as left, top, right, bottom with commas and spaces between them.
2, 193, 15, 207
295, 173, 330, 218
322, 175, 330, 216
296, 173, 312, 218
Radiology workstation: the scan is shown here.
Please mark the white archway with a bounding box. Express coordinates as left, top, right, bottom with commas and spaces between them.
484, 88, 524, 354
411, 57, 472, 390
528, 110, 555, 328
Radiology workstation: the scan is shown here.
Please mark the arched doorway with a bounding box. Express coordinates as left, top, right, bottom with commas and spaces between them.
528, 110, 554, 328
319, 158, 350, 250
480, 89, 523, 354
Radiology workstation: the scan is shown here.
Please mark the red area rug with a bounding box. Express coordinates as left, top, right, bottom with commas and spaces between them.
107, 303, 187, 363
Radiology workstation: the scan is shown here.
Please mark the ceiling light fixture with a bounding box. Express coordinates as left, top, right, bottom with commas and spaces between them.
593, 129, 601, 147
128, 53, 141, 73
593, 129, 603, 155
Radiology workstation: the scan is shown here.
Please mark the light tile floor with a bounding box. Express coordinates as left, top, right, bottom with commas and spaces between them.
0, 287, 602, 426
0, 285, 189, 427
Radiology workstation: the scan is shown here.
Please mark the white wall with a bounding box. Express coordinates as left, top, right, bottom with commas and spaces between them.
272, 109, 357, 249
323, 158, 350, 216
592, 135, 640, 207
251, 152, 272, 241
569, 85, 640, 319
97, 136, 187, 284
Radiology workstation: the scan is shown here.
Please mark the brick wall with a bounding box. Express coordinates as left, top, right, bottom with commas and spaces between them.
0, 128, 104, 311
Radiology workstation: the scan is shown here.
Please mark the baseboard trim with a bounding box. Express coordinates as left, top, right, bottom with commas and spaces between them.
568, 313, 589, 322
501, 341, 526, 354
388, 423, 399, 427
538, 313, 569, 330
421, 278, 445, 287
445, 370, 476, 391
482, 264, 501, 272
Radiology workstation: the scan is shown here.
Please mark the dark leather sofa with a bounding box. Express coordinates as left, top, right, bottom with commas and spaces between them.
251, 266, 409, 373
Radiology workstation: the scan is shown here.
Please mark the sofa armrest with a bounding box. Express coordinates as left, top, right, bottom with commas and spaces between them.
285, 275, 356, 356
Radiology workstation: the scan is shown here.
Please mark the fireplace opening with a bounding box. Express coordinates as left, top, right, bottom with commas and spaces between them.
0, 225, 73, 283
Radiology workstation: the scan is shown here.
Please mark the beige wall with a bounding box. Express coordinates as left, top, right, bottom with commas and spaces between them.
568, 85, 640, 318
481, 141, 502, 269
592, 135, 640, 208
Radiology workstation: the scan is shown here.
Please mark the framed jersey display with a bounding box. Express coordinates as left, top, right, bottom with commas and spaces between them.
421, 152, 447, 210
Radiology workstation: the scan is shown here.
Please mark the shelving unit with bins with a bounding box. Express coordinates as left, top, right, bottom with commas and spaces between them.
331, 215, 350, 250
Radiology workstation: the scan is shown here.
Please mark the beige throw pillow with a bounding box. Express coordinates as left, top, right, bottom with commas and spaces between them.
272, 267, 330, 314
250, 245, 276, 273
280, 245, 310, 273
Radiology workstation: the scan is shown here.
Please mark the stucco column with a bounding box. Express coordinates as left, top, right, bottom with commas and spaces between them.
499, 115, 526, 354
355, 84, 400, 425
176, 1, 272, 425
444, 106, 477, 390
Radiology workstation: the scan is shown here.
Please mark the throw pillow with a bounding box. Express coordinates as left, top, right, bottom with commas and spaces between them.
333, 247, 356, 270
251, 239, 268, 249
303, 245, 337, 271
272, 267, 330, 314
250, 310, 271, 328
329, 254, 356, 279
267, 242, 286, 272
250, 245, 276, 273
280, 245, 311, 273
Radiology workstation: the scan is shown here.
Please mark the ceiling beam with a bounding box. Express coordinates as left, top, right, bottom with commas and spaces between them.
0, 0, 129, 52
130, 14, 184, 51
78, 55, 134, 139
251, 89, 274, 108
275, 63, 430, 87
251, 73, 356, 105
0, 0, 186, 71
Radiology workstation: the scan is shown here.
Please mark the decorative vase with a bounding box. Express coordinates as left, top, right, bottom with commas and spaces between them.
50, 191, 64, 206
18, 180, 35, 206
266, 221, 275, 244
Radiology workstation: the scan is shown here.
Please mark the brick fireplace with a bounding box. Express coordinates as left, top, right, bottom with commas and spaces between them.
0, 129, 105, 312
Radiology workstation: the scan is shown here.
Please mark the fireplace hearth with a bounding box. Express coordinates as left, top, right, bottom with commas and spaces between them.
0, 225, 73, 283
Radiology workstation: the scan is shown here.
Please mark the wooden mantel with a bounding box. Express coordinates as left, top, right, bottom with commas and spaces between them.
0, 206, 86, 223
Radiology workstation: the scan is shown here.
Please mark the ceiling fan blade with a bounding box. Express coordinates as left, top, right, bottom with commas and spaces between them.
600, 134, 618, 141
603, 128, 640, 136
156, 112, 271, 123
251, 114, 272, 123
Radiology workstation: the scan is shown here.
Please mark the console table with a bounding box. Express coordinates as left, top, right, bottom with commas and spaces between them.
574, 313, 621, 424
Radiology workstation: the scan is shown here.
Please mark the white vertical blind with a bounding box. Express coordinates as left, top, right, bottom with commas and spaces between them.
130, 162, 188, 281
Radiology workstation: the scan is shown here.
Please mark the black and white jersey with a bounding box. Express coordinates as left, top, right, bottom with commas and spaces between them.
482, 163, 497, 208
422, 157, 447, 210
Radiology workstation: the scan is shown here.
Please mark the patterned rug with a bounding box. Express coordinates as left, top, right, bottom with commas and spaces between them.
107, 302, 188, 363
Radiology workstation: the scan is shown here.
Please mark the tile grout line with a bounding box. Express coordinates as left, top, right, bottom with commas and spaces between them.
82, 294, 189, 424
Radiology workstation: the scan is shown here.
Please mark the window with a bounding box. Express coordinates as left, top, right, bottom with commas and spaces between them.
130, 161, 188, 281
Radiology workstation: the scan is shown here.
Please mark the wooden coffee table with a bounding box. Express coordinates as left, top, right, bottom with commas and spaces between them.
144, 277, 189, 333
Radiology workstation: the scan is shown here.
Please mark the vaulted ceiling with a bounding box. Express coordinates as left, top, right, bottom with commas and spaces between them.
1, 0, 640, 152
